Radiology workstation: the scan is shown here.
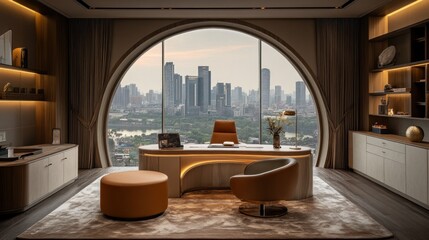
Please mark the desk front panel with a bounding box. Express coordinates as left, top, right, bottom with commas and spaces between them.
139, 144, 313, 199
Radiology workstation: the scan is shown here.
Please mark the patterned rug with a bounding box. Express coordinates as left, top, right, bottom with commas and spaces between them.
18, 176, 392, 239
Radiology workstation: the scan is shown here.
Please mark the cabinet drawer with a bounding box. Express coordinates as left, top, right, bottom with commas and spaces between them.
367, 136, 405, 153
366, 144, 405, 163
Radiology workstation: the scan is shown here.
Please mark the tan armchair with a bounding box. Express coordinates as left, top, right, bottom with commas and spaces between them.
210, 120, 239, 144
230, 158, 298, 217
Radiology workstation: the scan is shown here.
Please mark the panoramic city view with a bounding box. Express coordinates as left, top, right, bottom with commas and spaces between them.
107, 29, 318, 166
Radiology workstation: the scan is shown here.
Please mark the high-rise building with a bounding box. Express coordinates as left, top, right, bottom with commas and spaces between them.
174, 73, 182, 106
112, 85, 130, 108
296, 81, 306, 107
261, 68, 270, 109
128, 84, 139, 97
216, 82, 225, 114
164, 62, 175, 109
274, 85, 282, 107
225, 83, 231, 107
185, 76, 199, 116
232, 86, 243, 106
286, 95, 292, 105
198, 66, 211, 112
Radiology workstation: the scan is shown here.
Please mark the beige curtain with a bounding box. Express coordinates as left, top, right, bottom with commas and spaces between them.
316, 19, 360, 169
69, 19, 113, 169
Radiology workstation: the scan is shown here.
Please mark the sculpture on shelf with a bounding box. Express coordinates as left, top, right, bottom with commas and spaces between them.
406, 126, 424, 142
378, 45, 396, 68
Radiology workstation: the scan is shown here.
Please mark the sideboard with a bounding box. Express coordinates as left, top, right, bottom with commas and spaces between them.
0, 144, 78, 214
349, 131, 429, 209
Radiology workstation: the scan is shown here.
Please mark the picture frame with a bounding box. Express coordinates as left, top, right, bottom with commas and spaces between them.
52, 128, 61, 145
158, 133, 183, 148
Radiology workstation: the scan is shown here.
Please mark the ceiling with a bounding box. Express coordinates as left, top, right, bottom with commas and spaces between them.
34, 0, 395, 18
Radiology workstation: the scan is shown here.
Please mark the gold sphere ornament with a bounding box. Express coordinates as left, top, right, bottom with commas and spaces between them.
405, 126, 424, 142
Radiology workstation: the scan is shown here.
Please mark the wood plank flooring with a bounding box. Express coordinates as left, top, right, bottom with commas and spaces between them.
1, 167, 429, 240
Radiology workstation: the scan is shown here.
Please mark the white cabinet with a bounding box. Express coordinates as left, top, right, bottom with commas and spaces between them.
351, 131, 429, 209
26, 146, 79, 206
366, 152, 384, 182
352, 133, 367, 173
0, 145, 79, 215
27, 158, 49, 204
365, 137, 406, 191
384, 155, 406, 193
48, 153, 65, 192
406, 146, 428, 204
63, 147, 78, 183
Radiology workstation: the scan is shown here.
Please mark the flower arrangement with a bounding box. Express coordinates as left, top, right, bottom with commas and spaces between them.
266, 113, 289, 136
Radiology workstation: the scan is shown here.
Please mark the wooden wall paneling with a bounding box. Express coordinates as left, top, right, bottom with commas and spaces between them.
387, 94, 411, 115
34, 12, 69, 145
388, 68, 412, 88
360, 17, 370, 131
388, 32, 412, 65
369, 16, 388, 39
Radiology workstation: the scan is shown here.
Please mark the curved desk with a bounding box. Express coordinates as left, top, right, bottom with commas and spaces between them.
139, 144, 313, 199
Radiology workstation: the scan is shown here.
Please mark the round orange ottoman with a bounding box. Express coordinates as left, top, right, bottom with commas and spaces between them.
100, 170, 168, 219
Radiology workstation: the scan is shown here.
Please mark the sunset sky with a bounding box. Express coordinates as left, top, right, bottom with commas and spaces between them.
120, 28, 305, 95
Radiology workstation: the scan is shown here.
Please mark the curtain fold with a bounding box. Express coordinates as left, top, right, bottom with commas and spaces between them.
316, 19, 360, 169
69, 19, 113, 169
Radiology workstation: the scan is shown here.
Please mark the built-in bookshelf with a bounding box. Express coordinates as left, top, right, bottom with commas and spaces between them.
368, 18, 429, 121
0, 64, 45, 101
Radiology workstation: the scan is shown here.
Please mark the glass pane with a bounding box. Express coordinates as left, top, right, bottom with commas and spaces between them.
163, 29, 259, 144
107, 43, 162, 166
261, 42, 318, 153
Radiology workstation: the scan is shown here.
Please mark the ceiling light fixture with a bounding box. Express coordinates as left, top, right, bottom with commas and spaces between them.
9, 0, 37, 14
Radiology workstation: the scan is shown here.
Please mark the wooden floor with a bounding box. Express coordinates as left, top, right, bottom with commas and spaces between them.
1, 167, 429, 240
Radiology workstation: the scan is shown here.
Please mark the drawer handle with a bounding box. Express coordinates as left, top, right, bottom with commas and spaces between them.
46, 163, 53, 167
382, 142, 386, 144
61, 157, 67, 161
382, 151, 386, 154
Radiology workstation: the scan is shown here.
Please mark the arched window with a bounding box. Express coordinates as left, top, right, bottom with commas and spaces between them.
107, 28, 318, 166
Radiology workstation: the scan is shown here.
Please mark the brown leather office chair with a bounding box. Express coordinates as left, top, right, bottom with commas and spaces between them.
210, 120, 239, 144
230, 158, 299, 217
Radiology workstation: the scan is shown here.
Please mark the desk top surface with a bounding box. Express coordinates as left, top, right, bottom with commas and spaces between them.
139, 144, 312, 156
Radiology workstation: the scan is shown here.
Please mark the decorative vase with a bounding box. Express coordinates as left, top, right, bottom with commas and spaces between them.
406, 126, 424, 142
273, 134, 281, 148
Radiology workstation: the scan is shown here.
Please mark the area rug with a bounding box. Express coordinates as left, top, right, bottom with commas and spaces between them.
18, 177, 392, 239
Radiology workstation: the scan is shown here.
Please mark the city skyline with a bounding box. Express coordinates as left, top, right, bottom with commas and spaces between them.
120, 28, 305, 95
113, 71, 310, 114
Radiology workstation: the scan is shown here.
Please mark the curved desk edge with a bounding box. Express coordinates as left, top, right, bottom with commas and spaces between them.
139, 144, 313, 199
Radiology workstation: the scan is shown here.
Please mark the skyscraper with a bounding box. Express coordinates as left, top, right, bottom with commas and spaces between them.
274, 85, 282, 107
174, 73, 182, 106
261, 68, 270, 109
185, 76, 199, 116
198, 66, 211, 113
216, 82, 225, 114
296, 81, 306, 107
225, 83, 231, 107
232, 86, 243, 106
164, 62, 175, 109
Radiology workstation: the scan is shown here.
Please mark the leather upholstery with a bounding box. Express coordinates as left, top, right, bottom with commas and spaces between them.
230, 158, 298, 202
210, 120, 239, 144
100, 170, 168, 219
